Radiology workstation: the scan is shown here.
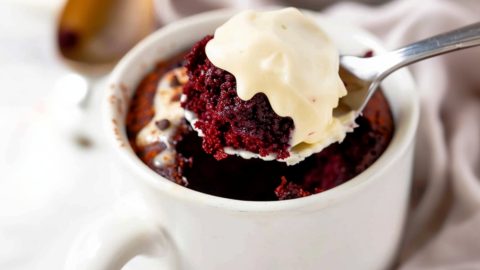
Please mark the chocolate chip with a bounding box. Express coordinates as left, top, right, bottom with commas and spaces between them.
73, 133, 94, 149
170, 75, 181, 87
156, 119, 171, 130
171, 93, 181, 102
364, 50, 374, 58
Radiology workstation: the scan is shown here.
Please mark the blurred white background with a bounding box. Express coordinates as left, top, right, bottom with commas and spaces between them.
0, 1, 127, 269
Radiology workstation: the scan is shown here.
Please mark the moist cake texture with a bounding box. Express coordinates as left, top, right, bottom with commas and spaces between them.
126, 40, 394, 201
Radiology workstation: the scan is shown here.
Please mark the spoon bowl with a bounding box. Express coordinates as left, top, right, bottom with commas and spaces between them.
339, 22, 480, 114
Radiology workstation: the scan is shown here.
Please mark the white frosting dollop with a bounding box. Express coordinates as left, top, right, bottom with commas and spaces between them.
205, 8, 356, 165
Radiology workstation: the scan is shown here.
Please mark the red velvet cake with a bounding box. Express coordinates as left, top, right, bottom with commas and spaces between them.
125, 36, 394, 201
182, 36, 294, 160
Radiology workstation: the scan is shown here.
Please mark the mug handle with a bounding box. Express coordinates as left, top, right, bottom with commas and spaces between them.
65, 214, 176, 270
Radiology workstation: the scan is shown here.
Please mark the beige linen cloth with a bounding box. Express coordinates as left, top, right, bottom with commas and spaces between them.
155, 0, 480, 269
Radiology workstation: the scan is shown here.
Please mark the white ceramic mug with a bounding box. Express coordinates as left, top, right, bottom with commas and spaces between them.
66, 9, 419, 270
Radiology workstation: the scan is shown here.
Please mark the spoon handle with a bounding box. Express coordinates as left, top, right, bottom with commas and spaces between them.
378, 22, 480, 80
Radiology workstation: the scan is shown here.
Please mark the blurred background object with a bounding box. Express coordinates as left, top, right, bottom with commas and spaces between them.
56, 0, 157, 147
153, 0, 392, 24
58, 0, 156, 68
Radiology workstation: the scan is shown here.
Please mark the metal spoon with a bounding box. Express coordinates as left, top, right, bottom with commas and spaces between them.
339, 22, 480, 114
56, 0, 156, 147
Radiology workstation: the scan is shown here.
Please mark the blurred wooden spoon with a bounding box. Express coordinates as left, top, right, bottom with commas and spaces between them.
55, 0, 156, 147
57, 0, 156, 72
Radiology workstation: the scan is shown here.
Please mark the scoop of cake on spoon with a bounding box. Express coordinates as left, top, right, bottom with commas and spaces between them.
183, 8, 355, 165
182, 8, 480, 165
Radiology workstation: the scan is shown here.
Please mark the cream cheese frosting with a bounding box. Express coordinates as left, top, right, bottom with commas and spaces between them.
205, 8, 356, 164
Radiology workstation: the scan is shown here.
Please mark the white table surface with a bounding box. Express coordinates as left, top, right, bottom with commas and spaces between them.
0, 1, 158, 269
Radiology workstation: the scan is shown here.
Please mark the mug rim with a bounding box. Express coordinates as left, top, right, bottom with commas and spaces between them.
104, 8, 420, 212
